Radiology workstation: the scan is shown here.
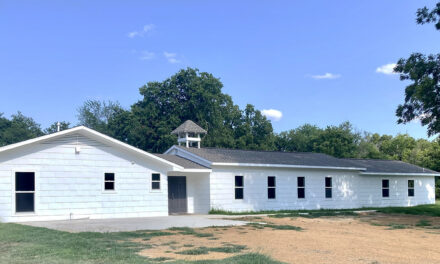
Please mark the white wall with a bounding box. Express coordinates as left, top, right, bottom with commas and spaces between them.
0, 133, 172, 222
168, 172, 211, 214
209, 166, 435, 212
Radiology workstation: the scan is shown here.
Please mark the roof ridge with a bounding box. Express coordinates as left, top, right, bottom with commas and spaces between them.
183, 146, 331, 156
342, 157, 406, 162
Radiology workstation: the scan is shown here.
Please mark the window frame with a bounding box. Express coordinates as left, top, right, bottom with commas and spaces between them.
103, 172, 116, 192
234, 175, 244, 200
325, 176, 332, 199
297, 176, 305, 199
408, 179, 415, 197
382, 179, 389, 198
267, 176, 276, 200
151, 173, 161, 191
14, 171, 36, 214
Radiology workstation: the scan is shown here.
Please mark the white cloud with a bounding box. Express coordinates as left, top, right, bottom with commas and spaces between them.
261, 109, 283, 121
128, 24, 155, 38
310, 73, 341, 79
140, 51, 155, 60
163, 51, 181, 64
376, 63, 397, 75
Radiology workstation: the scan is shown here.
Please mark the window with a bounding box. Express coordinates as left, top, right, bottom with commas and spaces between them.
104, 173, 115, 191
297, 177, 305, 199
152, 173, 161, 190
382, 179, 389, 197
235, 176, 244, 199
325, 177, 332, 198
268, 176, 276, 199
408, 180, 415, 197
15, 172, 35, 213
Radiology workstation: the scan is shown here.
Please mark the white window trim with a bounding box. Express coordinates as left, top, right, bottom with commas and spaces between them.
297, 176, 306, 199
325, 176, 332, 199
234, 175, 244, 200
382, 179, 390, 198
12, 170, 38, 215
103, 172, 117, 194
267, 176, 276, 200
408, 179, 415, 197
151, 173, 161, 192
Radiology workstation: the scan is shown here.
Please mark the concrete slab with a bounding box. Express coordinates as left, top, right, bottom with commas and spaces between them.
20, 215, 247, 233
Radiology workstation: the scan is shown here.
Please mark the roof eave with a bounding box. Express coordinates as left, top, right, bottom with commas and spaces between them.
360, 172, 440, 176
211, 162, 367, 171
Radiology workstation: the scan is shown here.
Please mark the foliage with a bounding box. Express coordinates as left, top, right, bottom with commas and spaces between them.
77, 100, 124, 135
106, 68, 275, 153
416, 2, 440, 30
395, 2, 440, 136
44, 121, 71, 134
0, 112, 44, 147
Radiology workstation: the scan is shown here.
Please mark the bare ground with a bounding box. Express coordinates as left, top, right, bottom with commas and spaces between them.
137, 213, 440, 264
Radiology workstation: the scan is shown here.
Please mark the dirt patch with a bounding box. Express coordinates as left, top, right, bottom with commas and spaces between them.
137, 213, 440, 263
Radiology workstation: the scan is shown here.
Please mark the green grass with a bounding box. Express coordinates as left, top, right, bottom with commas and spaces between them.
415, 219, 432, 227
176, 245, 246, 255
0, 223, 281, 264
168, 227, 214, 238
247, 223, 303, 231
211, 201, 440, 218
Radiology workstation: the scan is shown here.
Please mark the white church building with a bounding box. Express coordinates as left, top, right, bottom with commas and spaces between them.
0, 120, 437, 222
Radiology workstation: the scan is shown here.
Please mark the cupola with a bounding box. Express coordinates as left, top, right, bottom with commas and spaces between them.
171, 120, 207, 148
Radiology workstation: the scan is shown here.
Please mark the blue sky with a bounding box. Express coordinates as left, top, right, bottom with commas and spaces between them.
1, 1, 439, 139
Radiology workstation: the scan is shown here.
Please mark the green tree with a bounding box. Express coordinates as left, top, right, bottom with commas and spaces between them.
315, 122, 361, 158
109, 68, 274, 153
275, 124, 321, 152
44, 121, 71, 134
395, 2, 440, 136
77, 100, 124, 134
0, 112, 43, 146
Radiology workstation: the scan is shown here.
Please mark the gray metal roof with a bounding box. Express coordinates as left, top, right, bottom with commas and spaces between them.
171, 120, 207, 135
154, 154, 209, 169
342, 158, 438, 174
174, 146, 438, 174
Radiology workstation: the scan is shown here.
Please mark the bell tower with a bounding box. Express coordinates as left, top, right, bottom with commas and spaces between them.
171, 120, 207, 148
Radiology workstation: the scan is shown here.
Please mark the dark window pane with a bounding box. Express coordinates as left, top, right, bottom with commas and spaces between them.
298, 177, 305, 187
298, 188, 305, 198
268, 176, 275, 187
235, 176, 243, 187
326, 188, 332, 198
16, 193, 34, 212
408, 180, 414, 188
382, 180, 389, 188
235, 188, 243, 199
382, 189, 389, 197
152, 182, 160, 190
15, 172, 35, 191
105, 182, 114, 190
152, 173, 160, 181
325, 177, 332, 187
408, 189, 414, 197
105, 173, 115, 181
268, 188, 276, 199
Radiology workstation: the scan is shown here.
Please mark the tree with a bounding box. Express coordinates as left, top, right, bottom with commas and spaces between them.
112, 68, 274, 153
0, 112, 43, 146
315, 122, 361, 158
77, 100, 124, 134
275, 124, 321, 152
44, 121, 71, 134
416, 2, 440, 30
395, 2, 440, 136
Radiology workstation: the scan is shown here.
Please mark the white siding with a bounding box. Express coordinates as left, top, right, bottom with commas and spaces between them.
209, 166, 435, 212
0, 133, 172, 222
168, 172, 210, 214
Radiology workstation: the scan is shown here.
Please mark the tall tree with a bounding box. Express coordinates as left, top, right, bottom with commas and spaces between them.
0, 112, 43, 146
77, 100, 124, 134
112, 68, 274, 153
395, 2, 440, 136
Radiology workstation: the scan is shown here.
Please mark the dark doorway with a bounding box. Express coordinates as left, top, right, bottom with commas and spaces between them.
168, 176, 187, 214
